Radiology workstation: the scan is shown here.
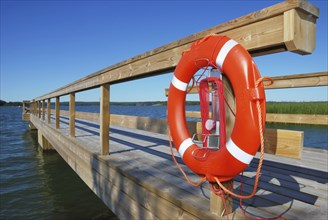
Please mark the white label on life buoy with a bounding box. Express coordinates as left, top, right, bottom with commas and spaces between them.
226, 138, 254, 164
216, 39, 238, 69
179, 138, 194, 158
171, 75, 188, 91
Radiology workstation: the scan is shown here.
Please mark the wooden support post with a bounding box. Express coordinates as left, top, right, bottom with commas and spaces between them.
29, 121, 37, 130
42, 100, 45, 121
55, 96, 60, 129
22, 101, 27, 121
69, 93, 75, 137
100, 84, 109, 155
210, 182, 233, 216
38, 130, 54, 150
210, 77, 234, 216
37, 101, 40, 118
31, 101, 35, 115
22, 101, 26, 113
22, 101, 25, 114
47, 98, 51, 124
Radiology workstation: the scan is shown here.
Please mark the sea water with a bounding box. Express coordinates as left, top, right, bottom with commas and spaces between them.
0, 107, 116, 219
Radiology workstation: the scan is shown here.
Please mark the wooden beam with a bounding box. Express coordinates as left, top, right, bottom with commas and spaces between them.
265, 71, 328, 89
47, 98, 51, 124
165, 72, 328, 96
266, 113, 328, 125
34, 0, 319, 101
42, 100, 45, 121
264, 128, 304, 159
69, 93, 76, 137
33, 101, 36, 116
22, 101, 30, 121
100, 84, 110, 155
22, 101, 26, 112
35, 101, 38, 116
31, 101, 34, 115
37, 101, 40, 118
284, 8, 317, 54
55, 96, 60, 129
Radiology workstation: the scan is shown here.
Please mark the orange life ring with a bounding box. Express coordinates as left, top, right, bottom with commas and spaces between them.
167, 35, 266, 182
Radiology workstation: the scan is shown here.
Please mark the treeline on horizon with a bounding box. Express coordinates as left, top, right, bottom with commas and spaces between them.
0, 100, 21, 106
1, 100, 327, 115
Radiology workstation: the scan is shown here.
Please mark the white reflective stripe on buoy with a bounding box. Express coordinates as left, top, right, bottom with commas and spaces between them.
216, 39, 238, 69
171, 75, 188, 91
179, 138, 194, 158
226, 139, 254, 164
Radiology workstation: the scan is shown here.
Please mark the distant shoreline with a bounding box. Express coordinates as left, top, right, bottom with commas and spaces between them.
1, 100, 327, 115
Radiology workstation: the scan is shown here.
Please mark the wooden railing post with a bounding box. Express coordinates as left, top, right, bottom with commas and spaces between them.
100, 84, 109, 155
32, 101, 35, 115
37, 101, 41, 118
42, 100, 45, 120
55, 96, 60, 129
210, 182, 233, 216
22, 101, 26, 114
69, 93, 75, 137
47, 98, 51, 124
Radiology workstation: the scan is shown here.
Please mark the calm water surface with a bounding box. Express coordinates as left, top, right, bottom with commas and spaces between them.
1, 105, 327, 219
0, 107, 115, 220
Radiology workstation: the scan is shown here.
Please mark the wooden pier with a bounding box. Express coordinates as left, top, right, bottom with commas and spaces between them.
23, 0, 327, 219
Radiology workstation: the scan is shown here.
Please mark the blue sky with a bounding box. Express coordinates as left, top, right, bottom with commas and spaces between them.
1, 0, 327, 102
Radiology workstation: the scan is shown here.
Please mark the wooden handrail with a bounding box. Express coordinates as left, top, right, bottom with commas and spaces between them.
164, 71, 328, 96
264, 71, 328, 89
26, 0, 321, 158
33, 0, 318, 102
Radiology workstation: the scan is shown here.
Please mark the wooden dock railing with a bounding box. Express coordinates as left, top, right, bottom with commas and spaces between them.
22, 1, 328, 219
28, 0, 320, 157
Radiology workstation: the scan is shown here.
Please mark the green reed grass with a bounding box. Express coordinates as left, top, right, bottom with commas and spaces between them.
266, 102, 327, 115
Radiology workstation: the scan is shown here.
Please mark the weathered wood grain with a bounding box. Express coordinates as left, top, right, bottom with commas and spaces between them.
265, 72, 328, 89
100, 84, 110, 155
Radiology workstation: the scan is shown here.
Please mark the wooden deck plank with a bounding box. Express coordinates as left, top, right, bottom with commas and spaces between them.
34, 115, 327, 219
34, 116, 213, 219
61, 117, 209, 199
255, 149, 328, 172
60, 115, 328, 185
46, 116, 225, 219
